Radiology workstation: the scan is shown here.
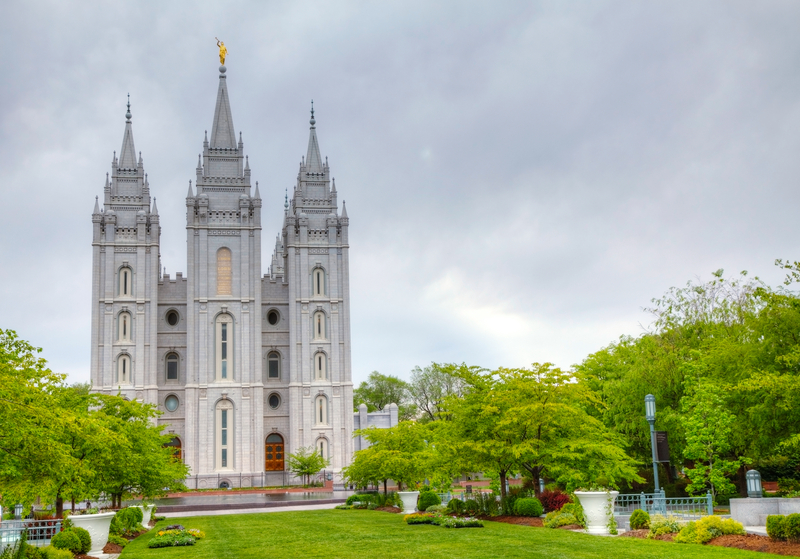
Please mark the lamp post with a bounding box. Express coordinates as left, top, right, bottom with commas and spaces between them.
746, 470, 762, 498
645, 394, 659, 493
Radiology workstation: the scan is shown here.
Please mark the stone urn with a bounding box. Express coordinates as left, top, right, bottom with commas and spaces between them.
70, 511, 116, 556
573, 490, 619, 535
134, 504, 154, 527
398, 491, 420, 512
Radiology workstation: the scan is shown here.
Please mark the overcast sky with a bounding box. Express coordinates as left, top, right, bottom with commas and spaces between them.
2, 1, 799, 386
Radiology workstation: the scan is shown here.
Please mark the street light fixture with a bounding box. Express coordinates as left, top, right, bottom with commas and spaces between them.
645, 394, 659, 493
746, 470, 762, 498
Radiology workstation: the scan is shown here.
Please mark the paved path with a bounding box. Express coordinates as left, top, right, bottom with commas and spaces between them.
744, 525, 767, 536
162, 502, 340, 518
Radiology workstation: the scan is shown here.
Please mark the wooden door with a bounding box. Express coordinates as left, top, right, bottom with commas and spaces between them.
265, 434, 284, 471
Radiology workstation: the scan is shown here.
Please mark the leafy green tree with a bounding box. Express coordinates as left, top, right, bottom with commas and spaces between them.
354, 371, 416, 420
408, 364, 464, 422
681, 381, 742, 500
287, 446, 329, 486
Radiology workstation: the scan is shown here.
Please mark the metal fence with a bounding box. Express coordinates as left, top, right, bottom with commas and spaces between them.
0, 520, 62, 551
614, 491, 713, 519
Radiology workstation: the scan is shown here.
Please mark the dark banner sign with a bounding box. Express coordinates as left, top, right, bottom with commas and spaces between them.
655, 431, 670, 463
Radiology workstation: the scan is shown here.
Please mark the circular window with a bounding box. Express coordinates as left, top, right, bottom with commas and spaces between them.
267, 310, 279, 325
165, 395, 179, 412
268, 393, 281, 409
166, 310, 179, 326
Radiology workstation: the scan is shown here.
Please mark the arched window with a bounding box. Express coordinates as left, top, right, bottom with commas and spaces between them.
216, 399, 233, 470
314, 395, 328, 425
216, 247, 232, 295
117, 354, 131, 385
314, 352, 327, 380
317, 437, 329, 460
164, 437, 182, 461
313, 311, 326, 340
118, 312, 132, 342
216, 314, 233, 380
312, 268, 325, 297
119, 267, 133, 297
266, 351, 280, 381
265, 433, 284, 471
166, 353, 179, 381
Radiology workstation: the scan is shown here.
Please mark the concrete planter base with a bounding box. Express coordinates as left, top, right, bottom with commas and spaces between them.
70, 511, 116, 556
574, 491, 619, 535
731, 497, 800, 526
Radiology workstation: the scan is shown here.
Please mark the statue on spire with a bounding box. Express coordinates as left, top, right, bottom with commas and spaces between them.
215, 38, 227, 65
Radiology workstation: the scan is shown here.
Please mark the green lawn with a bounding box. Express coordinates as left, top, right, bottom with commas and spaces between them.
120, 509, 776, 559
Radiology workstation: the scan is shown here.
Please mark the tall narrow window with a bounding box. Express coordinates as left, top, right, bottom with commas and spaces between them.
312, 268, 325, 297
164, 437, 182, 461
317, 438, 329, 460
313, 311, 326, 340
216, 315, 233, 380
266, 352, 280, 381
314, 352, 327, 380
118, 312, 131, 342
315, 395, 328, 425
166, 353, 179, 381
119, 267, 133, 297
216, 247, 232, 295
216, 399, 233, 470
117, 354, 131, 384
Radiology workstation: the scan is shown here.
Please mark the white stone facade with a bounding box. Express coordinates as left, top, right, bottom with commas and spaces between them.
90, 67, 354, 488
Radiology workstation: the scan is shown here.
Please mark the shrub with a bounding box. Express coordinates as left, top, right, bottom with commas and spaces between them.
767, 515, 786, 541
559, 503, 586, 527
404, 513, 435, 525
50, 530, 81, 555
148, 533, 196, 548
540, 489, 571, 513
778, 478, 800, 496
432, 515, 484, 528
418, 492, 441, 512
447, 499, 464, 514
647, 514, 683, 538
463, 499, 480, 516
543, 511, 579, 528
426, 504, 447, 513
674, 516, 744, 544
514, 498, 544, 517
346, 494, 370, 506
334, 504, 352, 510
25, 546, 45, 559
109, 514, 122, 536
106, 534, 129, 548
115, 507, 144, 534
40, 548, 73, 559
373, 491, 401, 508
474, 492, 500, 516
69, 527, 91, 554
629, 509, 651, 530
786, 513, 800, 542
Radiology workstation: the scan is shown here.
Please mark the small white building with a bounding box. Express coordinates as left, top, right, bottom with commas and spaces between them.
89, 64, 354, 488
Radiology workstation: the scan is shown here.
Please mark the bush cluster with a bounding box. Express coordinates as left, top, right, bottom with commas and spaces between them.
426, 504, 447, 513
404, 513, 435, 525
418, 491, 441, 512
543, 502, 586, 529
446, 498, 464, 514
147, 533, 196, 548
106, 534, 129, 548
767, 513, 800, 542
514, 498, 543, 517
31, 547, 72, 559
629, 509, 650, 530
673, 516, 744, 544
647, 514, 683, 538
403, 512, 483, 528
110, 507, 145, 536
539, 489, 571, 513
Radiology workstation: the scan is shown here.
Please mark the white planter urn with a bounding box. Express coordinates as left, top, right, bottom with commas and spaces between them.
574, 490, 619, 535
70, 511, 116, 556
398, 491, 420, 512
134, 504, 154, 527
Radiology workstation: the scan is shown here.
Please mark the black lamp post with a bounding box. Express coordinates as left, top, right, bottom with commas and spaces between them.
645, 394, 659, 493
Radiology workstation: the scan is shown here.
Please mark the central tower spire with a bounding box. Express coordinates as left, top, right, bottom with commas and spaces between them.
209, 66, 236, 149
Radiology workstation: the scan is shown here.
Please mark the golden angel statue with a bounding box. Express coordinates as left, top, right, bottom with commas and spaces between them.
215, 37, 227, 65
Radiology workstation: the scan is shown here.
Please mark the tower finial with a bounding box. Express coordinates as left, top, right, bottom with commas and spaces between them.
285, 188, 289, 209
310, 100, 315, 127
126, 93, 131, 122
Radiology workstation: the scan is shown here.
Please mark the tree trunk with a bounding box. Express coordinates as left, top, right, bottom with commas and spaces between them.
383, 480, 388, 495
737, 464, 748, 497
56, 497, 63, 518
499, 470, 508, 501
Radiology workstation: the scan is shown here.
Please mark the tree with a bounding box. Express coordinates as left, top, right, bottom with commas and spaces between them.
353, 371, 416, 420
287, 446, 329, 486
408, 364, 465, 422
343, 422, 428, 493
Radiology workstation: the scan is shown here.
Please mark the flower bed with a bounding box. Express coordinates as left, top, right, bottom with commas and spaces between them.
403, 512, 483, 529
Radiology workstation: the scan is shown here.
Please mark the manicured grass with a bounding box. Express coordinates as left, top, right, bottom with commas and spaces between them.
121, 510, 777, 559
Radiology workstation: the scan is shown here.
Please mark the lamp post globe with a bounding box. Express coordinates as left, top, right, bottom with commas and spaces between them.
645, 394, 656, 423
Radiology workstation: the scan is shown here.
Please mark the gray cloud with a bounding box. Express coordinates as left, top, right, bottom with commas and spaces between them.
2, 1, 799, 383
